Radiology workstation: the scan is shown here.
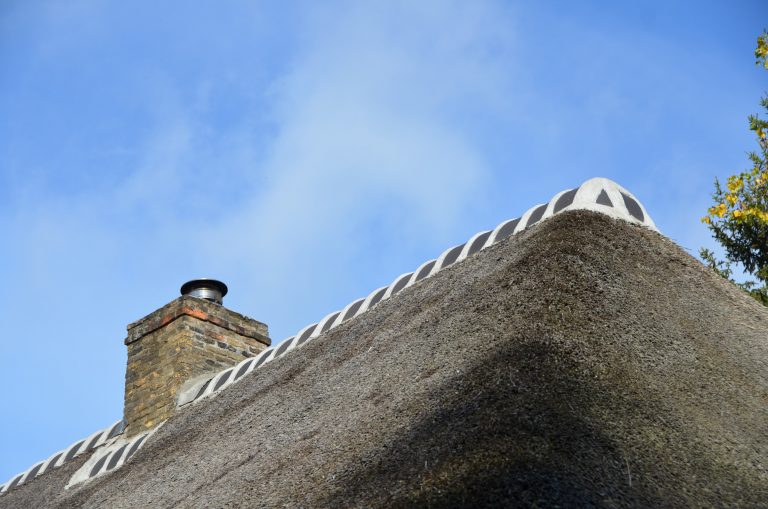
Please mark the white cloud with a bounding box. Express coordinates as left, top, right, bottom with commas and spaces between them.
201, 1, 518, 298
0, 0, 520, 343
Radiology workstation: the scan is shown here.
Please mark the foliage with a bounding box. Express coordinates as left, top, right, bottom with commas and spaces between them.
699, 248, 768, 305
757, 30, 768, 69
700, 31, 768, 306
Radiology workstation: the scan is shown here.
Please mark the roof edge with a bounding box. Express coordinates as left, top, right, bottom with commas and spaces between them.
0, 420, 124, 496
0, 177, 656, 497
176, 177, 657, 407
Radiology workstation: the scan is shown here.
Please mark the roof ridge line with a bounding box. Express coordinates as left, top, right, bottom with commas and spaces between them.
0, 419, 124, 495
175, 177, 656, 407
0, 177, 655, 497
65, 424, 163, 489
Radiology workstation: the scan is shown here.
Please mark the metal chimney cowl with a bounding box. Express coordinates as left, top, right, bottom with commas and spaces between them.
180, 279, 228, 305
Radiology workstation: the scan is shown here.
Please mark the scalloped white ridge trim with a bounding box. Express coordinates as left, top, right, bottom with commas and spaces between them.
177, 178, 656, 407
0, 177, 655, 496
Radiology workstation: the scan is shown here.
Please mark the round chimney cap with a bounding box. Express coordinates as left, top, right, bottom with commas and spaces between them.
180, 279, 228, 304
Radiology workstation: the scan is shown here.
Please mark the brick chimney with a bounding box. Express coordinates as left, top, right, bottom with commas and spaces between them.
123, 280, 270, 437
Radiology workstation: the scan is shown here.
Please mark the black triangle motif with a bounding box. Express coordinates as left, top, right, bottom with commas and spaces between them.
596, 189, 613, 207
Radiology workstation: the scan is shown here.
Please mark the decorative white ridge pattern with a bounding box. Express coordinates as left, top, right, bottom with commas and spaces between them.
0, 177, 655, 496
0, 420, 124, 495
176, 177, 656, 407
66, 425, 162, 489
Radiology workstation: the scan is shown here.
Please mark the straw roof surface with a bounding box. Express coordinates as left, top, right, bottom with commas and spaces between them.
2, 211, 766, 508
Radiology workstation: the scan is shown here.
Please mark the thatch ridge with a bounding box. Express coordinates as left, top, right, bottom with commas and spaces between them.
2, 211, 766, 508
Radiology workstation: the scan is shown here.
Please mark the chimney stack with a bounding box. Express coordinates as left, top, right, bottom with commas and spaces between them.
123, 280, 270, 436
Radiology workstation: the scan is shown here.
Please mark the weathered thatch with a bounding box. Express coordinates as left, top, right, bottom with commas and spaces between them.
3, 211, 767, 508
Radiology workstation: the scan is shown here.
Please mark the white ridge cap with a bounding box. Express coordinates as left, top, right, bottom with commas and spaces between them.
359, 285, 389, 314
457, 230, 492, 263
567, 177, 656, 230
1, 178, 658, 496
0, 419, 125, 496
309, 310, 344, 340
338, 297, 367, 323
66, 424, 163, 489
167, 177, 658, 413
382, 272, 415, 301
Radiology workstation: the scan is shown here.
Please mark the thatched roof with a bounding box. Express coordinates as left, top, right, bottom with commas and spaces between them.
2, 210, 767, 508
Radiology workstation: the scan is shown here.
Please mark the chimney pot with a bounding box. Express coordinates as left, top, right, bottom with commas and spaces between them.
180, 278, 228, 305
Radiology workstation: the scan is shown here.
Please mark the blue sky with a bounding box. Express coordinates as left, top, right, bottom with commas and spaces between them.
0, 0, 765, 483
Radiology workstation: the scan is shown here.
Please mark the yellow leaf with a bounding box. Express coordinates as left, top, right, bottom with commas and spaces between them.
715, 203, 727, 217
726, 176, 743, 193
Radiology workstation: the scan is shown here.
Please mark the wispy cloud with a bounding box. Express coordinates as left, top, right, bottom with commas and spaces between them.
197, 2, 518, 311
2, 0, 521, 351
